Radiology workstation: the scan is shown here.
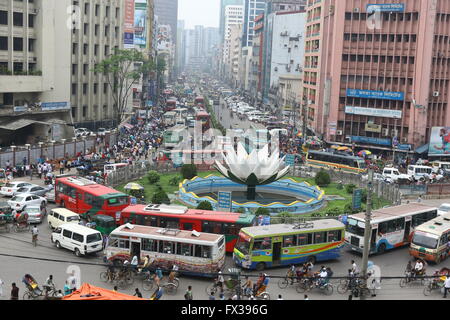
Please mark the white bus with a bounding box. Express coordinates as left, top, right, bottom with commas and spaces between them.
105, 224, 226, 277
407, 165, 433, 181
410, 212, 450, 263
345, 203, 438, 254
163, 111, 177, 126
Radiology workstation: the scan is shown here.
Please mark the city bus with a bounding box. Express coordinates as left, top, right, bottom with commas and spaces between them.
305, 150, 367, 174
233, 220, 345, 271
195, 110, 211, 132
106, 224, 226, 277
120, 204, 255, 252
55, 176, 130, 222
194, 96, 205, 107
409, 212, 450, 263
166, 99, 177, 111
163, 111, 177, 126
345, 203, 438, 255
104, 163, 128, 177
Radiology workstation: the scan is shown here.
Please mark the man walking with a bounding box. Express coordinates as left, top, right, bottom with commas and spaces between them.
443, 276, 450, 298
184, 286, 193, 300
10, 283, 19, 300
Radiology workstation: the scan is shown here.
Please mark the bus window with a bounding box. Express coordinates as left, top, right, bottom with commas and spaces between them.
202, 221, 212, 233
223, 223, 239, 235
439, 234, 449, 247
387, 218, 405, 232
378, 222, 388, 234
253, 238, 272, 250
163, 241, 175, 254
108, 196, 129, 206
297, 233, 313, 246
314, 231, 327, 244
160, 218, 179, 229
180, 243, 192, 256
327, 230, 341, 242
283, 235, 297, 247
202, 246, 212, 259
142, 238, 156, 252
118, 239, 130, 249
194, 244, 203, 257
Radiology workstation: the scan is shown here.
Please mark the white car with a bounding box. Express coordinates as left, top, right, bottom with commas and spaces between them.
438, 203, 450, 216
8, 194, 47, 211
22, 205, 46, 224
0, 181, 33, 197
75, 128, 90, 137
97, 128, 107, 136
13, 184, 47, 197
45, 189, 56, 203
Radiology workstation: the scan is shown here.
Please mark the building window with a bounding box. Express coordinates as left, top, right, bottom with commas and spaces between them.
84, 3, 89, 15
95, 5, 99, 16
71, 107, 76, 118
83, 83, 87, 95
82, 105, 87, 118
72, 64, 77, 75
94, 44, 98, 56
13, 37, 23, 51
0, 36, 7, 50
83, 64, 88, 75
104, 83, 108, 94
94, 83, 98, 94
72, 43, 77, 55
84, 23, 89, 35
72, 83, 77, 95
0, 11, 7, 25
95, 24, 99, 36
13, 62, 23, 73
83, 44, 88, 55
28, 14, 35, 28
13, 12, 23, 26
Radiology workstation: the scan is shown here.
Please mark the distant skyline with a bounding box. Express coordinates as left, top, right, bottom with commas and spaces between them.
178, 0, 220, 29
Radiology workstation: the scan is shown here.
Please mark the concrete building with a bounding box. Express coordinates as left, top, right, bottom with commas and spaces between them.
303, 0, 450, 153
229, 24, 243, 87
154, 0, 178, 41
0, 0, 73, 146
175, 20, 185, 74
220, 0, 244, 41
277, 74, 303, 126
71, 0, 124, 130
223, 5, 244, 67
239, 46, 253, 92
248, 13, 265, 104
242, 0, 266, 47
263, 10, 306, 108
157, 24, 175, 85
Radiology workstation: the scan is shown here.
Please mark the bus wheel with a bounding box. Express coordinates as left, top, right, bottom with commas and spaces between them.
255, 263, 265, 272
377, 244, 386, 254
307, 256, 316, 265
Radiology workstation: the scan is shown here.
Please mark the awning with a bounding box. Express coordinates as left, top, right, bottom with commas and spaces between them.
415, 143, 429, 154
0, 119, 37, 131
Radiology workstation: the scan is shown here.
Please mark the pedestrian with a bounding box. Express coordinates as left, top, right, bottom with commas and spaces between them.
63, 281, 71, 295
277, 294, 283, 300
443, 276, 450, 298
134, 288, 142, 298
67, 272, 77, 293
209, 291, 215, 300
113, 286, 118, 292
184, 285, 193, 300
0, 277, 3, 297
417, 195, 422, 203
304, 294, 309, 300
10, 282, 19, 300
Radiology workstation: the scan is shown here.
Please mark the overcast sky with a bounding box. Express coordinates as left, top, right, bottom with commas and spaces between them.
178, 0, 220, 29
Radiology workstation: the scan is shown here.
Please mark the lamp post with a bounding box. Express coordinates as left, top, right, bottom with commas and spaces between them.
11, 145, 16, 167
25, 144, 31, 165
360, 168, 374, 300
72, 137, 77, 157
61, 139, 66, 159
38, 142, 44, 161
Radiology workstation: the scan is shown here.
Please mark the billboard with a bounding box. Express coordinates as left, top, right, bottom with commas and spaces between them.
367, 3, 405, 13
351, 136, 391, 146
134, 0, 147, 47
346, 89, 404, 101
345, 106, 402, 119
429, 127, 450, 156
124, 0, 135, 49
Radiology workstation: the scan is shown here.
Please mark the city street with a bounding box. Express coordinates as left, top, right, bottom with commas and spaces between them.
1, 175, 450, 300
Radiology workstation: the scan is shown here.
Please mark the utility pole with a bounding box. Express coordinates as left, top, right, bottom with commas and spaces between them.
302, 96, 308, 147
360, 168, 373, 300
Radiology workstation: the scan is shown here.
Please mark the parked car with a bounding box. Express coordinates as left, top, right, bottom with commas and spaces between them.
438, 203, 450, 216
75, 128, 91, 137
8, 194, 47, 211
0, 181, 33, 197
22, 205, 47, 224
97, 128, 107, 136
13, 185, 48, 197
382, 167, 412, 183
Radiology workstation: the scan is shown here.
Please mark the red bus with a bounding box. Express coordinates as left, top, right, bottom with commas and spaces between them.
120, 204, 256, 252
194, 96, 205, 107
55, 176, 130, 222
195, 110, 211, 132
166, 99, 177, 111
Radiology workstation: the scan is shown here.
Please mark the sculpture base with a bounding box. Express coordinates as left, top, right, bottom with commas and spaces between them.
246, 185, 256, 201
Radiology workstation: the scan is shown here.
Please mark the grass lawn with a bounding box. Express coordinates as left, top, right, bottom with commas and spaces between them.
117, 171, 391, 215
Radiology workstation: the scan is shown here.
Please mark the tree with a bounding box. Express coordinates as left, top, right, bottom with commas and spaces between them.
152, 188, 170, 205
196, 201, 213, 211
255, 207, 270, 216
181, 164, 197, 180
345, 184, 357, 194
93, 49, 154, 126
147, 171, 160, 184
315, 170, 331, 187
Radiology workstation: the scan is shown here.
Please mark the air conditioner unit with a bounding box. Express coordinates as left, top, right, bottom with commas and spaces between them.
433, 91, 440, 97
336, 130, 343, 135
382, 128, 389, 136
354, 8, 360, 13
392, 129, 398, 136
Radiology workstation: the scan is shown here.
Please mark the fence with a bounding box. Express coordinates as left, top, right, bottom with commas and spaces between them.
0, 132, 118, 167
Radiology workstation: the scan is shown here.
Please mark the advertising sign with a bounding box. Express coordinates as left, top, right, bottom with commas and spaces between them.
345, 106, 402, 119
352, 189, 363, 210
14, 106, 27, 113
367, 3, 405, 12
217, 191, 232, 212
346, 89, 404, 101
134, 0, 147, 47
124, 0, 135, 49
365, 123, 382, 133
41, 102, 70, 111
351, 136, 391, 146
429, 127, 450, 156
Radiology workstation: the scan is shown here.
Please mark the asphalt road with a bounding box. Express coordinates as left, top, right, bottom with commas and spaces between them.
1, 168, 450, 300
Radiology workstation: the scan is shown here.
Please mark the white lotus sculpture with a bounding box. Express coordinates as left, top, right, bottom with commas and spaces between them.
215, 143, 290, 200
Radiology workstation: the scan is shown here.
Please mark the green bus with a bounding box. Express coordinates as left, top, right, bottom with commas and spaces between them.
233, 220, 345, 271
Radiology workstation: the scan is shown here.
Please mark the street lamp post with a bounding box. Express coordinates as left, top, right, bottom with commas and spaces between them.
11, 145, 16, 167
51, 140, 56, 159
72, 137, 77, 157
25, 144, 31, 165
38, 142, 44, 161
360, 168, 374, 300
61, 139, 66, 159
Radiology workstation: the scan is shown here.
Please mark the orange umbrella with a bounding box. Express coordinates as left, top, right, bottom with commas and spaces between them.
62, 283, 146, 301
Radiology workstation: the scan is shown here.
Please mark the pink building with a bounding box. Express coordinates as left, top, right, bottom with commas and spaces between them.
303, 0, 450, 153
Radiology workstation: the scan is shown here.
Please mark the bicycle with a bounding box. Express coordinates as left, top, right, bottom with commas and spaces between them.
100, 269, 117, 283
142, 272, 156, 291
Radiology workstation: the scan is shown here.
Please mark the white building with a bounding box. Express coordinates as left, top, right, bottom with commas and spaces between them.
223, 5, 243, 65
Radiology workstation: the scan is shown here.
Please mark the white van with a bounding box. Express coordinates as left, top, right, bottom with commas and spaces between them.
48, 208, 80, 230
51, 224, 103, 257
407, 165, 433, 180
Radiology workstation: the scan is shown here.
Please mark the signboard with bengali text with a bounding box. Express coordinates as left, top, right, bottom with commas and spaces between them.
346, 89, 404, 101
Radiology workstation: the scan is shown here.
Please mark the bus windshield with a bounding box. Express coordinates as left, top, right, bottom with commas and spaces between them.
346, 218, 365, 236
107, 196, 129, 206
412, 231, 439, 249
235, 234, 251, 255
358, 161, 367, 169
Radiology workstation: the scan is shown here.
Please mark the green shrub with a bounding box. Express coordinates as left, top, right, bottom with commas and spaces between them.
196, 201, 213, 211
147, 170, 160, 184
314, 170, 331, 187
345, 184, 357, 194
361, 189, 368, 203
130, 189, 145, 200
336, 184, 344, 190
324, 207, 344, 216
255, 207, 270, 216
181, 164, 197, 179
169, 175, 181, 186
151, 189, 170, 204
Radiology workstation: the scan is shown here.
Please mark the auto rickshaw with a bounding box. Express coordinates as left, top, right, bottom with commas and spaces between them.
91, 214, 116, 235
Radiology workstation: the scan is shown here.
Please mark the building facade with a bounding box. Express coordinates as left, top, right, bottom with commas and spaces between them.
154, 0, 178, 41
223, 5, 244, 68
303, 0, 450, 153
0, 0, 73, 146
242, 0, 266, 47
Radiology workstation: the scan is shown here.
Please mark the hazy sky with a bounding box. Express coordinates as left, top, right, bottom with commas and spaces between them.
178, 0, 220, 29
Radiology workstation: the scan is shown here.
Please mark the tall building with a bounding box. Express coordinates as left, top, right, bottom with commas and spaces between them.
242, 0, 266, 47
223, 5, 244, 65
175, 20, 185, 74
0, 0, 73, 146
71, 0, 124, 130
303, 0, 450, 154
220, 0, 244, 41
154, 0, 178, 41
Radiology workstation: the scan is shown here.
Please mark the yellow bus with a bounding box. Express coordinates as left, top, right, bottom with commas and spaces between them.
305, 150, 367, 174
